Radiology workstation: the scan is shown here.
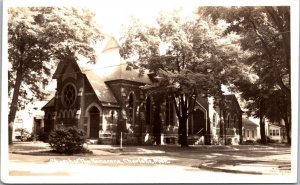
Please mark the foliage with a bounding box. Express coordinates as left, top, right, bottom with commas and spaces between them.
38, 132, 50, 142
201, 6, 291, 144
48, 126, 90, 154
14, 128, 31, 141
8, 7, 103, 144
120, 12, 237, 146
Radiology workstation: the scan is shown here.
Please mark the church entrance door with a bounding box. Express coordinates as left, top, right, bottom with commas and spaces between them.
89, 106, 100, 138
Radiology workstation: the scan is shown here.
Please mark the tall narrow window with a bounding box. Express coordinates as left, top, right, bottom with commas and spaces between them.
111, 110, 115, 124
227, 115, 231, 128
146, 97, 151, 125
233, 116, 237, 128
128, 93, 134, 125
212, 113, 216, 127
165, 96, 174, 125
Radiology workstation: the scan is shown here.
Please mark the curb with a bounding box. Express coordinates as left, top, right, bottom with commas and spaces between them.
10, 151, 94, 157
10, 150, 155, 156
194, 164, 263, 175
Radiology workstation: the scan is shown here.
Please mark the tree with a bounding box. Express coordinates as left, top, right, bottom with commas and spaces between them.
8, 7, 103, 145
120, 13, 234, 147
201, 7, 291, 144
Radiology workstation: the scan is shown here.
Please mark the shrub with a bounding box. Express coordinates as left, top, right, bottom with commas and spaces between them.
266, 137, 276, 143
48, 126, 90, 154
15, 128, 31, 141
245, 140, 256, 144
38, 132, 49, 142
257, 137, 276, 144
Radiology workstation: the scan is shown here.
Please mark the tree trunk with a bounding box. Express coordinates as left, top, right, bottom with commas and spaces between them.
239, 117, 243, 144
259, 116, 266, 144
8, 64, 24, 145
179, 117, 188, 147
283, 116, 291, 145
153, 98, 162, 145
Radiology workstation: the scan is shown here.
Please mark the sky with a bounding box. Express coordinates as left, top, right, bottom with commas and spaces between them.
4, 0, 249, 100
4, 0, 203, 100
6, 0, 200, 37
86, 0, 199, 37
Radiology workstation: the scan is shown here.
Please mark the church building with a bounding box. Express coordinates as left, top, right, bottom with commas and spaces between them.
42, 37, 243, 145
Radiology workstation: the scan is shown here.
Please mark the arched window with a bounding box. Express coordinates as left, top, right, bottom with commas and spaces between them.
111, 110, 116, 124
227, 115, 231, 128
165, 96, 174, 125
233, 116, 237, 128
128, 93, 134, 125
212, 113, 217, 127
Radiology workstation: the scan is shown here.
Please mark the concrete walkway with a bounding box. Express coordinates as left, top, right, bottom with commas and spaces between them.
196, 158, 291, 175
8, 141, 291, 175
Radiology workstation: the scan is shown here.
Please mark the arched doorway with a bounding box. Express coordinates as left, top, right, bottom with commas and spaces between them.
193, 109, 205, 135
89, 106, 100, 138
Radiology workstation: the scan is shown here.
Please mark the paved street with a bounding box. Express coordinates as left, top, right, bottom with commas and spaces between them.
4, 142, 292, 183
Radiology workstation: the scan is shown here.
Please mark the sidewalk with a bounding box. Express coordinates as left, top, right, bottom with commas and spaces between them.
9, 141, 165, 156
9, 141, 291, 175
196, 159, 291, 175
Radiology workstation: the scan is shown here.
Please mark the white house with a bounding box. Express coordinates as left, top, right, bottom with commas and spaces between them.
242, 117, 259, 142
265, 119, 287, 143
12, 100, 49, 141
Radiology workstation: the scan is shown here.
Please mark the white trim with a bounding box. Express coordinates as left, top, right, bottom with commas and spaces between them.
195, 101, 208, 132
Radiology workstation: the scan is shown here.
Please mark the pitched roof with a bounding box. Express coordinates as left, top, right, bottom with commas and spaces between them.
41, 97, 55, 110
84, 70, 119, 104
49, 36, 152, 107
83, 59, 151, 85
52, 61, 66, 79
242, 118, 258, 128
223, 94, 243, 112
102, 36, 120, 53
83, 60, 151, 104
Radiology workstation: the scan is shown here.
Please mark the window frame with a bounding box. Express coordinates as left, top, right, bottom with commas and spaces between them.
61, 82, 77, 108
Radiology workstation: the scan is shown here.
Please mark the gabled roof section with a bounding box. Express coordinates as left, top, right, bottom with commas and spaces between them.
84, 71, 118, 104
53, 59, 85, 80
52, 61, 67, 79
83, 60, 151, 84
41, 97, 55, 110
242, 118, 258, 128
51, 36, 151, 105
223, 94, 243, 112
102, 36, 120, 53
83, 61, 151, 104
268, 124, 283, 128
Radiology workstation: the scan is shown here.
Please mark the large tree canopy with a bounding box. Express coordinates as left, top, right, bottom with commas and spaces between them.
201, 6, 291, 144
8, 7, 103, 144
120, 12, 238, 146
